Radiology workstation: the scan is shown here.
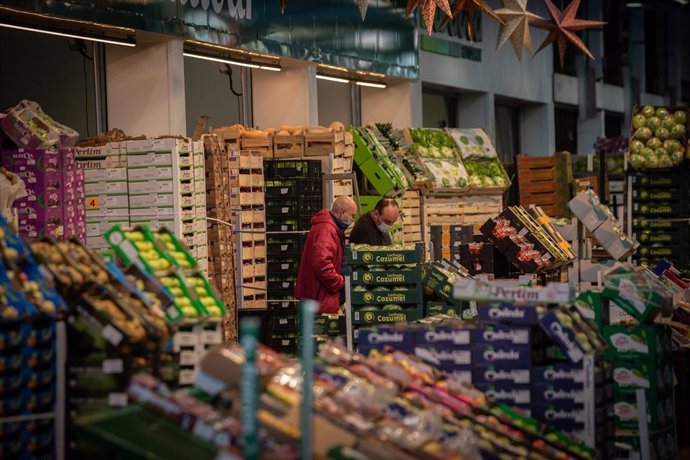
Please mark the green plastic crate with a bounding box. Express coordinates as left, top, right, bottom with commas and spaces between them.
346, 243, 424, 266
356, 195, 383, 219
351, 287, 422, 305
350, 127, 374, 166
351, 268, 420, 286
359, 157, 396, 196
351, 306, 424, 325
74, 406, 218, 460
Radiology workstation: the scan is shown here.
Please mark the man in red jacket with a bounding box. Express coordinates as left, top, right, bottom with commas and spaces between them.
296, 196, 357, 314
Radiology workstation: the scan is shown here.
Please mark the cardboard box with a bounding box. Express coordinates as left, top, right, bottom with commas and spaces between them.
532, 365, 585, 387
568, 191, 608, 232
127, 180, 174, 194
471, 366, 530, 386
474, 383, 531, 405
84, 167, 128, 182
127, 166, 174, 181
603, 324, 671, 360
129, 193, 175, 208
613, 357, 674, 394
472, 325, 530, 346
414, 346, 472, 369
84, 180, 129, 195
414, 326, 472, 347
476, 302, 538, 326
357, 328, 415, 351
472, 344, 531, 367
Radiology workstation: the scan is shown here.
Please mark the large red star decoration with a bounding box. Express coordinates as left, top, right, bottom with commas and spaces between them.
440, 0, 503, 42
532, 0, 606, 68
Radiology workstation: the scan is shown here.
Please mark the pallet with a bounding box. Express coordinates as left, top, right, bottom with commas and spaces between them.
273, 135, 305, 158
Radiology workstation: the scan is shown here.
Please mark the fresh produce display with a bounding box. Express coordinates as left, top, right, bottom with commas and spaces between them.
463, 157, 510, 189
350, 126, 410, 195
448, 128, 498, 160
1, 99, 79, 149
165, 339, 597, 460
407, 128, 459, 159
155, 229, 196, 270
422, 158, 469, 190
628, 105, 688, 170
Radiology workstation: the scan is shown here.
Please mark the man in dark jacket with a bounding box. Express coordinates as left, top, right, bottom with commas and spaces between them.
296, 196, 357, 314
349, 198, 399, 246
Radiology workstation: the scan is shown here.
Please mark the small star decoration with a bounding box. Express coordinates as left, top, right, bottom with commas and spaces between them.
495, 0, 544, 61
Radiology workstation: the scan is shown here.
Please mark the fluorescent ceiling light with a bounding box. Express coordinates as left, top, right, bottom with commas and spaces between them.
259, 64, 282, 72
184, 51, 281, 71
625, 2, 642, 7
316, 74, 350, 84
0, 22, 136, 46
183, 52, 260, 68
356, 81, 386, 89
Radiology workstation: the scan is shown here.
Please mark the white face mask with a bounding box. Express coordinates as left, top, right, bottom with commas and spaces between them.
377, 222, 392, 233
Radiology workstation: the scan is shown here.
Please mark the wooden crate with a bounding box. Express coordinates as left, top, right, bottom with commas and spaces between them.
517, 152, 573, 217
423, 194, 503, 236
400, 190, 423, 243
333, 179, 353, 197
212, 126, 242, 145
304, 131, 345, 156
273, 135, 305, 158
240, 137, 273, 158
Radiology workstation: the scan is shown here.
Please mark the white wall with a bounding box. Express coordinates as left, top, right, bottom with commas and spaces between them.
184, 57, 242, 135
317, 79, 352, 126
361, 80, 422, 128
0, 28, 97, 138
422, 92, 446, 128
106, 37, 186, 137
252, 64, 318, 129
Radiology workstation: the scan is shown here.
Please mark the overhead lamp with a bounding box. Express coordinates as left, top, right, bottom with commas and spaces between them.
183, 43, 281, 72
0, 6, 136, 47
625, 2, 643, 6
356, 81, 387, 89
316, 74, 350, 84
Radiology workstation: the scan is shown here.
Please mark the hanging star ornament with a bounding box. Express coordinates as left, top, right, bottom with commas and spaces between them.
532, 0, 607, 69
357, 0, 369, 20
405, 0, 453, 35
441, 0, 503, 42
279, 0, 287, 14
494, 0, 543, 61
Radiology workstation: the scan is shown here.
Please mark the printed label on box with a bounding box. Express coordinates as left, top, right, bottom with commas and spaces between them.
472, 326, 531, 345
415, 327, 471, 347
472, 366, 530, 386
472, 344, 531, 367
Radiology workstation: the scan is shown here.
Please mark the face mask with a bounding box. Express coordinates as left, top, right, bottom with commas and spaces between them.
377, 222, 392, 233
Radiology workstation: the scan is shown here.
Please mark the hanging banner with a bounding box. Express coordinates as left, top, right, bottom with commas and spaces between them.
2, 0, 418, 79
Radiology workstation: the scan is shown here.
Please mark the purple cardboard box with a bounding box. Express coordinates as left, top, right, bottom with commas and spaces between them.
19, 208, 62, 225
18, 222, 63, 240
472, 366, 531, 386
415, 327, 472, 348
12, 165, 62, 189
0, 149, 61, 171
474, 383, 531, 405
414, 346, 472, 369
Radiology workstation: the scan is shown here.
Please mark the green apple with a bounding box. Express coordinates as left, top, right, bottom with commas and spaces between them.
656, 107, 670, 118
630, 139, 645, 154
656, 127, 670, 140
632, 114, 647, 129
635, 127, 653, 141
628, 154, 645, 169
640, 147, 655, 157
647, 137, 662, 149
663, 139, 681, 153
661, 116, 675, 130
641, 106, 656, 118
672, 124, 686, 138
647, 116, 661, 130
673, 110, 687, 124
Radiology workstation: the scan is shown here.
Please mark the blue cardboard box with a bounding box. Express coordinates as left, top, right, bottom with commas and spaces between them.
472, 366, 530, 386
532, 403, 587, 428
414, 346, 472, 369
443, 368, 472, 385
415, 326, 472, 348
531, 385, 586, 406
474, 383, 531, 405
472, 344, 531, 367
472, 325, 531, 346
532, 365, 585, 387
358, 328, 415, 352
477, 303, 538, 325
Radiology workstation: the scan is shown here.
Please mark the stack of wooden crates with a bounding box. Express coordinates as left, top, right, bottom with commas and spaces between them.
517, 152, 573, 217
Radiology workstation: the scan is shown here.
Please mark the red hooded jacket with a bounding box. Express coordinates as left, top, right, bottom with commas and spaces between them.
295, 209, 345, 314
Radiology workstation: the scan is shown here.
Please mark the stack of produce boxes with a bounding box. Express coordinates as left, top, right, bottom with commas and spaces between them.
347, 243, 424, 346
600, 265, 677, 459
0, 219, 64, 459
422, 259, 469, 317
75, 142, 129, 253
264, 159, 323, 354
516, 153, 573, 218
1, 149, 86, 241
229, 150, 266, 310
203, 134, 236, 341
630, 170, 690, 270
126, 138, 208, 273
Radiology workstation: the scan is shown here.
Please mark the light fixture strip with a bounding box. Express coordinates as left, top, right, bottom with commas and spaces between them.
356, 81, 386, 89
0, 22, 135, 47
316, 74, 350, 84
184, 48, 280, 71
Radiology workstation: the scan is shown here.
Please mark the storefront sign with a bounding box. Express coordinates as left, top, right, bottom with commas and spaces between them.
4, 0, 418, 79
